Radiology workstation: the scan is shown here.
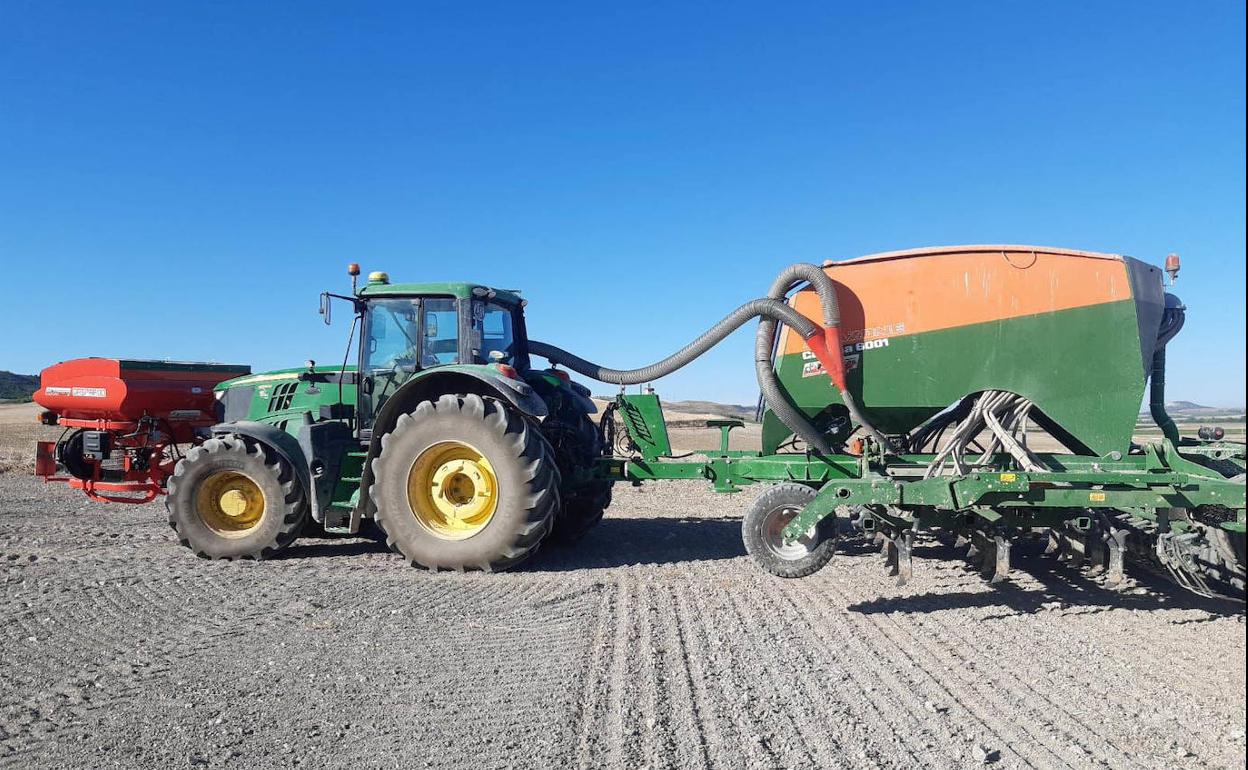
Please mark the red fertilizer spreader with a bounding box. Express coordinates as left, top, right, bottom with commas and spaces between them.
33, 358, 250, 503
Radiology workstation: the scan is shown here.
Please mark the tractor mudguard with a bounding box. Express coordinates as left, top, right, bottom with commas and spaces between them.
566, 380, 597, 415
378, 367, 549, 426
210, 420, 312, 506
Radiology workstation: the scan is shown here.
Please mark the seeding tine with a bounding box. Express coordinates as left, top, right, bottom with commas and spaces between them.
1050, 529, 1074, 562
1105, 528, 1127, 588
990, 535, 1011, 584
884, 534, 900, 576
1067, 532, 1086, 569
895, 530, 914, 586
954, 533, 970, 550
1043, 529, 1060, 555
979, 536, 997, 579
1085, 532, 1107, 576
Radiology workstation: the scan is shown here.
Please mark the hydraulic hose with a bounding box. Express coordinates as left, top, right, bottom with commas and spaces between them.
531, 297, 819, 386
1149, 347, 1179, 445
532, 263, 895, 456
753, 264, 895, 453
1149, 299, 1186, 445
755, 265, 840, 454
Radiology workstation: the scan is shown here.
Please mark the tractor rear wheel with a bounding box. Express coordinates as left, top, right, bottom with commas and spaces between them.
543, 412, 612, 543
742, 483, 837, 578
166, 435, 307, 559
370, 394, 560, 572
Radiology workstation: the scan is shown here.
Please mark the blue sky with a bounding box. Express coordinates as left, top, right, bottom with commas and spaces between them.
1, 1, 1244, 406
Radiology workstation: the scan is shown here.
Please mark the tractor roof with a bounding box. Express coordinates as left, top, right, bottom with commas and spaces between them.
357, 279, 523, 305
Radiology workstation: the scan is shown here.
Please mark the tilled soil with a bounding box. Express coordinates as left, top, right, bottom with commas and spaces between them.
0, 430, 1245, 769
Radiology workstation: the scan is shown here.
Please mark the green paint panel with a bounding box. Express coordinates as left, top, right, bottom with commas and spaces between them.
764, 300, 1147, 456
617, 394, 672, 460
218, 366, 358, 439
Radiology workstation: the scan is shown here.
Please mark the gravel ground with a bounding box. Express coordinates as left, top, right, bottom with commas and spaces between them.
0, 412, 1245, 769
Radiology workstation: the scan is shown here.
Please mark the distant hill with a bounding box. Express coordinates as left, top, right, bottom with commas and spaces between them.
1168, 400, 1209, 410
1138, 400, 1245, 421
663, 400, 758, 422
0, 371, 39, 401
594, 396, 758, 423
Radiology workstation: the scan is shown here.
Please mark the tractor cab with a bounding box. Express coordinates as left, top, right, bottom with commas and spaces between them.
350, 273, 532, 430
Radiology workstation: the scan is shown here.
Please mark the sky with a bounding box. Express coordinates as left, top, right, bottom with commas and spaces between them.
1, 1, 1244, 406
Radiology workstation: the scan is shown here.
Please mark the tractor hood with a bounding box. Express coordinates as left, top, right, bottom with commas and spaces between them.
214, 365, 358, 426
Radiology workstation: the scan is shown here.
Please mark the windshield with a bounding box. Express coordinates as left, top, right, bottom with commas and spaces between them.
361, 297, 460, 426
365, 298, 420, 373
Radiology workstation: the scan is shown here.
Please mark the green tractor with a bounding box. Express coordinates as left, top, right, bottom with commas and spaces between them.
165, 267, 610, 571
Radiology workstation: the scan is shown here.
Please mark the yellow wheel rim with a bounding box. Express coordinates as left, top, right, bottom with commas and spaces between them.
195, 471, 266, 536
406, 441, 499, 540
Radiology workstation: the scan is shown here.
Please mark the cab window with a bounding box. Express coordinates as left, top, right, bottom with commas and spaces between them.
474, 301, 517, 364
365, 299, 421, 373
422, 298, 460, 366
361, 297, 460, 428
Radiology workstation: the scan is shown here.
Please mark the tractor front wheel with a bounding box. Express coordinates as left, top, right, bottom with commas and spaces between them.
370, 394, 560, 572
166, 435, 307, 559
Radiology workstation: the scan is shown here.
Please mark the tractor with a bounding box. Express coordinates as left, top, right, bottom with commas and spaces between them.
169, 268, 610, 570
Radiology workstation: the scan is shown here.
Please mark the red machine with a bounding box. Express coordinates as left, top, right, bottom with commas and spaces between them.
33, 358, 250, 503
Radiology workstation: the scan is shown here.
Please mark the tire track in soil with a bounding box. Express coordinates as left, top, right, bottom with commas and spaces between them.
736, 581, 923, 767
808, 574, 1130, 768
633, 581, 717, 770
603, 575, 637, 769
736, 578, 931, 769
880, 589, 1145, 767
679, 578, 786, 769
793, 574, 1058, 763
571, 580, 615, 768
634, 580, 680, 768
692, 576, 852, 769
781, 575, 1038, 769
659, 583, 716, 770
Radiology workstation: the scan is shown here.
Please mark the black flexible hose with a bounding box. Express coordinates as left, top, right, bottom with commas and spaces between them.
530, 298, 818, 386
754, 263, 894, 453
532, 263, 894, 456
1150, 301, 1185, 444
754, 265, 842, 453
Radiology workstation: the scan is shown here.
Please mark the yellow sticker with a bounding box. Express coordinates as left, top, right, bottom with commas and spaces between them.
999, 473, 1017, 482
1089, 492, 1107, 502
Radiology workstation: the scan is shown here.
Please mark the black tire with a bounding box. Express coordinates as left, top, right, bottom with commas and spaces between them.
552, 486, 613, 544
166, 435, 307, 560
543, 411, 612, 543
742, 483, 837, 578
57, 429, 125, 482
370, 394, 560, 572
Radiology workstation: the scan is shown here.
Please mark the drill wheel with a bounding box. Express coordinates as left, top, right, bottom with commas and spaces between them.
743, 483, 837, 578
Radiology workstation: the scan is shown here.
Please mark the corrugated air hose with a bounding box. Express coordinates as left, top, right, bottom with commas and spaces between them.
530, 263, 895, 457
